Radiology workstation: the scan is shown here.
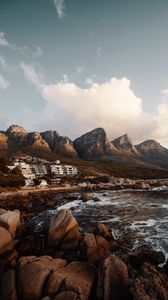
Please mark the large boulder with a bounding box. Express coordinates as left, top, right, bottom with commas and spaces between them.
17, 256, 66, 300
102, 255, 129, 300
129, 245, 165, 267
48, 209, 81, 249
0, 226, 13, 255
94, 223, 113, 241
130, 262, 168, 299
80, 233, 111, 262
45, 261, 97, 300
0, 210, 20, 238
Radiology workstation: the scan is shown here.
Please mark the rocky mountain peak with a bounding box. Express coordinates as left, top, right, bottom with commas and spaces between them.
41, 131, 77, 158
6, 124, 27, 137
135, 140, 166, 153
74, 128, 115, 159
112, 134, 133, 148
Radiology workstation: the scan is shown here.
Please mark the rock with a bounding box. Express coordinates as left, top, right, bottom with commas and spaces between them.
45, 261, 97, 300
80, 193, 93, 202
95, 235, 111, 259
134, 181, 150, 189
95, 223, 113, 241
93, 196, 101, 202
80, 233, 111, 262
1, 249, 18, 268
102, 255, 129, 300
0, 269, 18, 300
80, 233, 98, 262
129, 245, 165, 267
17, 256, 66, 300
0, 210, 20, 238
0, 226, 13, 255
109, 241, 119, 252
0, 208, 7, 215
130, 262, 168, 299
60, 226, 81, 250
48, 209, 80, 249
54, 291, 80, 300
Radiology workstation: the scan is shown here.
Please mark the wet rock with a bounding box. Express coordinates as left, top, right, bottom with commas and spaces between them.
45, 261, 97, 300
1, 249, 18, 268
0, 226, 13, 255
17, 236, 34, 254
80, 233, 98, 262
48, 209, 81, 249
54, 291, 80, 300
0, 210, 20, 238
134, 181, 150, 189
93, 196, 101, 202
129, 245, 165, 267
80, 193, 93, 202
17, 256, 66, 300
130, 262, 168, 299
95, 235, 111, 259
95, 223, 113, 241
0, 269, 18, 300
102, 255, 129, 300
109, 241, 119, 252
60, 226, 81, 250
80, 233, 111, 262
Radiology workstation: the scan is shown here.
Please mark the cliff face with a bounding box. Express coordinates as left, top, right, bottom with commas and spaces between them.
74, 128, 116, 159
112, 134, 138, 155
41, 131, 77, 158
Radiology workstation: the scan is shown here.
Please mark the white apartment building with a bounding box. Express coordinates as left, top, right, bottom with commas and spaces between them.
14, 162, 35, 179
64, 165, 78, 176
50, 164, 78, 176
50, 164, 64, 176
31, 164, 48, 176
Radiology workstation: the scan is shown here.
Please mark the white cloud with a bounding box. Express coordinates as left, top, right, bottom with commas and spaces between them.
0, 73, 9, 89
20, 62, 44, 88
20, 62, 168, 144
0, 32, 43, 58
0, 32, 10, 47
53, 0, 65, 18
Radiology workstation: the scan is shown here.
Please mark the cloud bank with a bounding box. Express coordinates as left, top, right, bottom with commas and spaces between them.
20, 62, 168, 144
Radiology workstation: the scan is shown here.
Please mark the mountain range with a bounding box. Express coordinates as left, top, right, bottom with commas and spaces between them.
1, 125, 168, 170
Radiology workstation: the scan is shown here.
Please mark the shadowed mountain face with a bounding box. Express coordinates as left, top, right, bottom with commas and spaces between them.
0, 124, 168, 169
112, 134, 138, 155
135, 140, 168, 166
73, 128, 116, 159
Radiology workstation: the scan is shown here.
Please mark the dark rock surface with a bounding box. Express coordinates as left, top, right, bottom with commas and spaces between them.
0, 206, 168, 300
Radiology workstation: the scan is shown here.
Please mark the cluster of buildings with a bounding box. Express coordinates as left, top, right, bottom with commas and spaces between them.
9, 156, 78, 187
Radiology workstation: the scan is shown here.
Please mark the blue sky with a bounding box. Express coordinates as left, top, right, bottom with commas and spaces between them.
1, 0, 168, 144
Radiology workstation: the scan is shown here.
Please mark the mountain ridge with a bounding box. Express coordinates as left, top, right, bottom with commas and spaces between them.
0, 124, 168, 169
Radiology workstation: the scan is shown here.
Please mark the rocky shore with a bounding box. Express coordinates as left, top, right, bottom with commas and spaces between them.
0, 203, 168, 300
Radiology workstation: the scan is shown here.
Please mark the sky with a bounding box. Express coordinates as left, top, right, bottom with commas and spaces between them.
1, 0, 168, 145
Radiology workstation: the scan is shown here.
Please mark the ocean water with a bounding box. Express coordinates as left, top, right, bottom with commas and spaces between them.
31, 189, 168, 258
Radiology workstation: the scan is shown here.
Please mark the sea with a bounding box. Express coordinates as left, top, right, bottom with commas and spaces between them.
30, 187, 168, 260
